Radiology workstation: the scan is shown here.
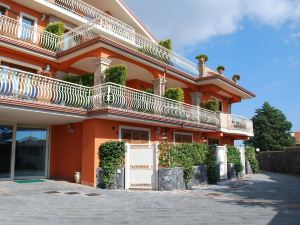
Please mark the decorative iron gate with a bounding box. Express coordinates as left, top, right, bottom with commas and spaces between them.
125, 144, 158, 190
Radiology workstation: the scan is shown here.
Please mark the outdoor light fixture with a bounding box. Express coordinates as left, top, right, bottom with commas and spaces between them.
67, 124, 74, 134
45, 64, 51, 72
41, 14, 47, 21
256, 148, 260, 153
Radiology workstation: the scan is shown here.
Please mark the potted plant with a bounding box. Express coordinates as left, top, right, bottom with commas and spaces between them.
217, 65, 225, 75
196, 54, 208, 63
232, 74, 241, 83
74, 171, 81, 184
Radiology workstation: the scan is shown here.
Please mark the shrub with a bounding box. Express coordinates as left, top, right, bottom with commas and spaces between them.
45, 22, 65, 36
144, 88, 154, 94
200, 100, 219, 112
245, 146, 259, 173
227, 146, 243, 173
99, 141, 125, 189
159, 39, 173, 50
164, 88, 184, 102
196, 54, 208, 62
158, 142, 212, 184
232, 74, 241, 81
104, 65, 127, 85
62, 73, 94, 87
217, 65, 225, 71
206, 145, 219, 184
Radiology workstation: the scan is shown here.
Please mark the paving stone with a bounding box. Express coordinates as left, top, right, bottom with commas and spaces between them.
0, 172, 299, 225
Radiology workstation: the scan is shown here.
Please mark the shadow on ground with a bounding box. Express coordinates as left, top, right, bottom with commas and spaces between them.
209, 172, 300, 225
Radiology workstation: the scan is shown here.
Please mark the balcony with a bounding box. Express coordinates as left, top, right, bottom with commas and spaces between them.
0, 66, 253, 135
0, 15, 60, 52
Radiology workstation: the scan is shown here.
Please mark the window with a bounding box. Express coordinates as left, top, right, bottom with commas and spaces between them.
174, 133, 193, 143
208, 138, 220, 146
121, 128, 150, 144
0, 6, 7, 15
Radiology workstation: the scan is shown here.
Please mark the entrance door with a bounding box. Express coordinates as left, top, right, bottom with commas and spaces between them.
0, 125, 13, 179
14, 127, 47, 179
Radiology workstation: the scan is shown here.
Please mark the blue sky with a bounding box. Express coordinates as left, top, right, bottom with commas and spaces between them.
125, 0, 300, 131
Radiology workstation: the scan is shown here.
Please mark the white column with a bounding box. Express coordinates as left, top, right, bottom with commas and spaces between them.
153, 78, 166, 96
190, 92, 202, 106
94, 57, 112, 86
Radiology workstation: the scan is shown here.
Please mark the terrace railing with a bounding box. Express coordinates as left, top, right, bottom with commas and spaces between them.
0, 15, 60, 51
0, 66, 92, 109
0, 66, 220, 128
92, 83, 220, 127
219, 113, 254, 135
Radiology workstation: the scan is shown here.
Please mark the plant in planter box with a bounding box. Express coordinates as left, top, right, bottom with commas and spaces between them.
245, 146, 259, 173
98, 141, 125, 189
104, 65, 128, 85
227, 146, 243, 175
232, 74, 241, 83
43, 22, 65, 51
200, 100, 219, 112
144, 88, 154, 94
217, 65, 225, 74
164, 87, 184, 102
159, 39, 173, 50
196, 54, 209, 63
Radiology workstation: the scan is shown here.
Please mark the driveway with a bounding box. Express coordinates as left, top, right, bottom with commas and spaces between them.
0, 172, 300, 225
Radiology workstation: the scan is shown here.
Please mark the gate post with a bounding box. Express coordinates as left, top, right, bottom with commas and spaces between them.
125, 143, 130, 190
154, 143, 159, 190
216, 145, 228, 180
238, 147, 246, 175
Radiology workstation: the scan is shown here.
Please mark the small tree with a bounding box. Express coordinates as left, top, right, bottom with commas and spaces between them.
45, 22, 65, 36
159, 39, 172, 50
245, 102, 296, 151
164, 88, 184, 102
104, 65, 128, 85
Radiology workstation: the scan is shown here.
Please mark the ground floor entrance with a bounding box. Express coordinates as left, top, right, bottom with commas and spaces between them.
0, 124, 49, 180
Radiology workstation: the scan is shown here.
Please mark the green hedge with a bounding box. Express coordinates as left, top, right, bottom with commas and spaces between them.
158, 142, 217, 183
245, 146, 259, 173
99, 141, 125, 189
105, 65, 127, 86
164, 88, 184, 102
227, 146, 243, 173
45, 22, 65, 36
62, 73, 94, 87
200, 100, 219, 112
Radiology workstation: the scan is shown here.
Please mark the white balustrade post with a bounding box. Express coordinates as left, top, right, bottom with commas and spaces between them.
125, 143, 130, 190
216, 145, 228, 181
238, 147, 246, 175
94, 57, 112, 86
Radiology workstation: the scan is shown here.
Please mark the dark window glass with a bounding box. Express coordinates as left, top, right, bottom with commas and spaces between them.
174, 133, 193, 143
121, 129, 149, 144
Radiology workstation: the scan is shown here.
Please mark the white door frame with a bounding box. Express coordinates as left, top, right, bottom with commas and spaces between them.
18, 12, 38, 43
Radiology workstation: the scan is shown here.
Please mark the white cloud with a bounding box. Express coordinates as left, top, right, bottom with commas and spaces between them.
124, 0, 300, 50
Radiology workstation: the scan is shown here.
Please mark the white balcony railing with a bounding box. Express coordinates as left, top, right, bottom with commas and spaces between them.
219, 113, 254, 135
0, 15, 60, 51
0, 66, 219, 127
0, 66, 92, 108
92, 83, 219, 126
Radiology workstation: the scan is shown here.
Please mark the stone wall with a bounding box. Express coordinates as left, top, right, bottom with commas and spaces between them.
256, 148, 300, 175
96, 167, 125, 189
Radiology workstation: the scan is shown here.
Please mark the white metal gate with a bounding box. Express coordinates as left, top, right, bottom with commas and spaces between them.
125, 144, 158, 190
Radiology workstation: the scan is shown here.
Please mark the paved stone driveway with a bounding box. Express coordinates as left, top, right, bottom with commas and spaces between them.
0, 172, 300, 225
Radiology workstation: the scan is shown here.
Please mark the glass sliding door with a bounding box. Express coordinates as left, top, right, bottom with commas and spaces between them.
0, 125, 13, 179
14, 128, 47, 178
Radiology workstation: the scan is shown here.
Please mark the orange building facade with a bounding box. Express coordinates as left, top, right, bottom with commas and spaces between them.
0, 0, 255, 187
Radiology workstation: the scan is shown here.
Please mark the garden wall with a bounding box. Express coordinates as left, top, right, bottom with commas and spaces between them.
256, 148, 300, 175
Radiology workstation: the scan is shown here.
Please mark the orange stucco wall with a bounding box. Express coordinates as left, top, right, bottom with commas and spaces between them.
50, 123, 83, 181
1, 0, 49, 28
126, 79, 152, 91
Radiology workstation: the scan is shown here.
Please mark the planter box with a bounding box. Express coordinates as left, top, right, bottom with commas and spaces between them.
246, 161, 253, 174
158, 168, 185, 191
96, 167, 125, 189
192, 165, 208, 186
